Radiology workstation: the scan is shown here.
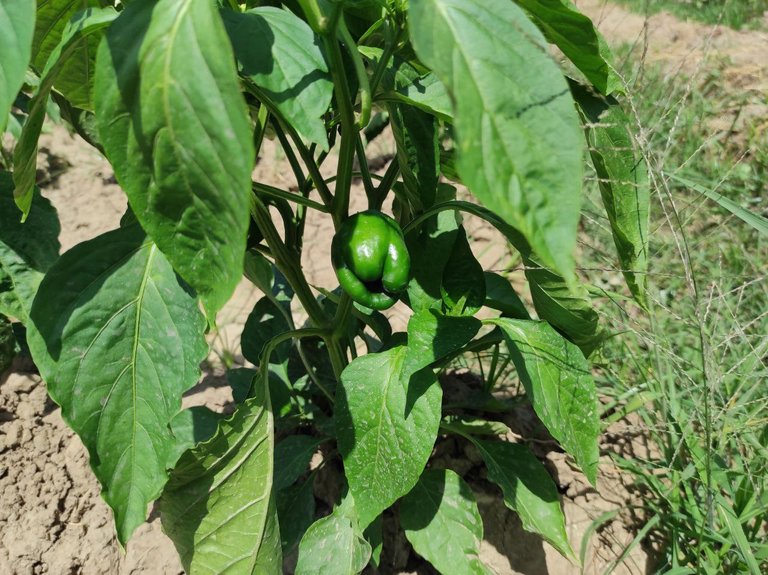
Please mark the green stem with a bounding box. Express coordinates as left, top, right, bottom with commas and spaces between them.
368, 25, 397, 98
272, 121, 308, 193
338, 19, 371, 129
371, 158, 400, 210
251, 195, 329, 326
354, 134, 376, 202
253, 182, 329, 213
332, 293, 354, 340
325, 9, 358, 225
253, 104, 269, 160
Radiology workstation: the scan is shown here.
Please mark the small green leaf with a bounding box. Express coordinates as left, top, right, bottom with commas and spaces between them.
242, 297, 293, 366
168, 406, 222, 463
222, 7, 333, 150
274, 435, 326, 491
95, 0, 255, 315
441, 415, 512, 437
405, 307, 481, 373
441, 228, 486, 317
571, 82, 649, 307
410, 0, 584, 280
296, 509, 372, 575
14, 7, 117, 216
0, 0, 35, 133
400, 469, 491, 575
489, 318, 600, 484
0, 172, 60, 322
160, 381, 278, 573
475, 440, 576, 561
336, 346, 442, 527
484, 272, 529, 319
27, 225, 209, 543
515, 0, 623, 96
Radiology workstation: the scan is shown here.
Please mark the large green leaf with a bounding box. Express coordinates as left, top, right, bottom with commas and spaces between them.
160, 380, 278, 574
277, 477, 315, 553
27, 224, 208, 543
515, 0, 622, 96
400, 469, 491, 575
222, 6, 333, 149
273, 434, 326, 491
441, 227, 486, 317
95, 0, 255, 316
296, 508, 372, 575
336, 346, 442, 527
0, 172, 60, 322
475, 440, 575, 560
409, 0, 584, 280
0, 0, 35, 133
572, 82, 649, 307
489, 318, 600, 484
14, 7, 117, 216
33, 0, 107, 109
405, 307, 481, 373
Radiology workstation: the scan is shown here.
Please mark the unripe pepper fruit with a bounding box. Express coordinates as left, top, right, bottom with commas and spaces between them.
331, 210, 411, 310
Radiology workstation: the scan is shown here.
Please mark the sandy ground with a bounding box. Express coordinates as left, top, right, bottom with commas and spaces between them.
3, 2, 767, 574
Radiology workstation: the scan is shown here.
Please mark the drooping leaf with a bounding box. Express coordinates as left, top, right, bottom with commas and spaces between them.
441, 227, 486, 316
168, 405, 223, 464
475, 440, 576, 560
31, 0, 102, 71
440, 415, 512, 437
160, 380, 278, 573
489, 318, 600, 484
27, 224, 208, 543
95, 0, 255, 315
515, 0, 623, 95
400, 469, 491, 575
222, 6, 333, 149
277, 477, 316, 554
242, 296, 293, 366
0, 0, 35, 133
274, 434, 326, 491
410, 0, 584, 280
296, 508, 372, 575
392, 72, 453, 122
336, 346, 442, 527
389, 102, 439, 210
571, 82, 649, 307
14, 7, 117, 216
0, 172, 60, 322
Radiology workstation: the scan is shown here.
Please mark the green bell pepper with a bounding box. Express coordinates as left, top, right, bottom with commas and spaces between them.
331, 210, 410, 310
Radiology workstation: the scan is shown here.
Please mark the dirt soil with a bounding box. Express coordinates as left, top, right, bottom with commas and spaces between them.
2, 2, 766, 574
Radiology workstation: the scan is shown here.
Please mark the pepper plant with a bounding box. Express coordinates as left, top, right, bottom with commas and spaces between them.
0, 0, 649, 572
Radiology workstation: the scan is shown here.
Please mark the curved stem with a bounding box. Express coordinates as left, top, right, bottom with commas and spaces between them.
338, 19, 371, 129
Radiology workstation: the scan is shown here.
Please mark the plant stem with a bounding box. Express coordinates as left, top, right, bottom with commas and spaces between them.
253, 182, 329, 213
371, 158, 400, 210
354, 134, 376, 201
251, 195, 328, 326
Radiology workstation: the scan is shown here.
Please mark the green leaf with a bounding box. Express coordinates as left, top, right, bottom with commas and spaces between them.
441, 415, 512, 437
0, 172, 60, 322
168, 406, 223, 464
277, 477, 316, 553
409, 0, 584, 280
406, 185, 460, 312
389, 103, 439, 210
242, 297, 293, 366
31, 0, 100, 70
27, 224, 208, 543
274, 434, 326, 491
515, 0, 623, 96
441, 227, 486, 316
484, 272, 529, 319
95, 0, 255, 316
14, 7, 117, 217
335, 346, 442, 527
405, 307, 481, 373
571, 82, 649, 307
0, 315, 14, 374
392, 72, 453, 122
0, 0, 35, 133
160, 380, 278, 573
475, 440, 576, 561
400, 469, 491, 575
489, 318, 600, 484
222, 6, 333, 149
296, 509, 372, 575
